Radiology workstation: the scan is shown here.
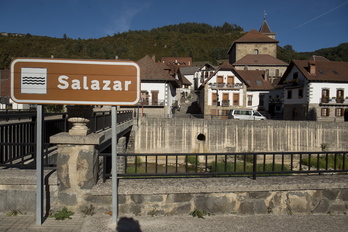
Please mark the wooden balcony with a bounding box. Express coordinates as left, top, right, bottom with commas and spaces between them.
209, 83, 243, 90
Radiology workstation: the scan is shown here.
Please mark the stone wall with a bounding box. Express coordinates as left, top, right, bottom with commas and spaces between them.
135, 118, 348, 153
88, 176, 348, 216
1, 171, 347, 216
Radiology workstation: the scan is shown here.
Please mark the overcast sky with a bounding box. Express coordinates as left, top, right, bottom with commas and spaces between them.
1, 0, 347, 52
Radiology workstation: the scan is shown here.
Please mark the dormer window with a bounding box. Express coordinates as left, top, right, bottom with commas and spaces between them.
293, 72, 298, 80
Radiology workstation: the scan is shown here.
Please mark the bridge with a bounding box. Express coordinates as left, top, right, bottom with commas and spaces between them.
0, 110, 133, 168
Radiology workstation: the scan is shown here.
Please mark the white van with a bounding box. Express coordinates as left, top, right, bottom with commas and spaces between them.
228, 109, 266, 120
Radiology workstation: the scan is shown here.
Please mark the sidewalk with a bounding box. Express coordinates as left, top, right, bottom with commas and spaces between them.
1, 213, 347, 232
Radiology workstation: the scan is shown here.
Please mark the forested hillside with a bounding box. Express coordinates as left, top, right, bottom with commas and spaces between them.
1, 22, 347, 69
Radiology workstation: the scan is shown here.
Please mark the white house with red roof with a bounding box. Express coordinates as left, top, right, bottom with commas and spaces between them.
279, 58, 348, 121
196, 62, 273, 117
135, 55, 180, 118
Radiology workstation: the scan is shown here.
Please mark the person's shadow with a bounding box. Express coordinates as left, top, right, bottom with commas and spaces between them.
116, 217, 142, 232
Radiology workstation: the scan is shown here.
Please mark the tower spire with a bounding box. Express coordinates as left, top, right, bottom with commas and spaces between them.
259, 11, 276, 39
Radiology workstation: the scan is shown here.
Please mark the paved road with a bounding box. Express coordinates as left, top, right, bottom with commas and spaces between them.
1, 212, 347, 232
107, 214, 348, 232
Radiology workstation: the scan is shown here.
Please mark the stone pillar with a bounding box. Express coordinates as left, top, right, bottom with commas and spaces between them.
50, 132, 104, 211
117, 136, 127, 174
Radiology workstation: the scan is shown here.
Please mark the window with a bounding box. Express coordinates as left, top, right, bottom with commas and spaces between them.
298, 89, 303, 99
321, 108, 330, 117
254, 49, 259, 54
227, 76, 234, 85
212, 92, 217, 105
233, 93, 239, 106
275, 69, 280, 76
247, 95, 253, 106
151, 91, 159, 105
217, 75, 223, 84
336, 89, 344, 103
322, 89, 329, 97
141, 91, 149, 105
287, 90, 292, 99
322, 89, 330, 103
293, 72, 298, 80
336, 108, 343, 117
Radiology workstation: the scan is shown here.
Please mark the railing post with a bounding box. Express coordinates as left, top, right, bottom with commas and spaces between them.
253, 154, 257, 180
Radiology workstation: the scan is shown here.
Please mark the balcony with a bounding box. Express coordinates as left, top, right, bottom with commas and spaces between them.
209, 82, 243, 90
221, 100, 230, 107
336, 97, 344, 103
320, 97, 348, 105
141, 99, 165, 106
321, 97, 330, 104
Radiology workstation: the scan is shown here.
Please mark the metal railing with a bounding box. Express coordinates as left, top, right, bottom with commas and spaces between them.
0, 110, 133, 168
100, 151, 348, 181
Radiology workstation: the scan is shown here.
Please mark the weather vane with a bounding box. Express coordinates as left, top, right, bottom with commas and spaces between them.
264, 10, 267, 20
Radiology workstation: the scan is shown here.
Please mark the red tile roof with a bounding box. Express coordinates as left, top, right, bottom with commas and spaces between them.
236, 70, 274, 91
233, 54, 288, 66
259, 20, 272, 33
234, 29, 279, 43
280, 60, 348, 83
137, 55, 178, 83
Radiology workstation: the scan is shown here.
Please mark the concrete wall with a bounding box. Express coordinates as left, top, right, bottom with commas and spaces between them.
0, 170, 58, 212
135, 118, 348, 153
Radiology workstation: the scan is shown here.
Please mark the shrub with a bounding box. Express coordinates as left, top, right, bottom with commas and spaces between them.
186, 155, 198, 165
302, 154, 348, 170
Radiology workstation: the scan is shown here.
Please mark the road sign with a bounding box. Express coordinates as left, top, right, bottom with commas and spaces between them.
11, 58, 140, 105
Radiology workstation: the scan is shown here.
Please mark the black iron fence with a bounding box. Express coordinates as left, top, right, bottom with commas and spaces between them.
0, 110, 133, 168
100, 151, 348, 181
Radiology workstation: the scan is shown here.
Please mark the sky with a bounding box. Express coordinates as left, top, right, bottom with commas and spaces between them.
1, 0, 347, 53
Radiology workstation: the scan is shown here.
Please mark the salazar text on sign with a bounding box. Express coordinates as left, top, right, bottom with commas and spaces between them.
11, 58, 140, 105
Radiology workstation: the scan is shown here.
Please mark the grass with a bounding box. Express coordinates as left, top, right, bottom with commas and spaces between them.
186, 155, 198, 165
301, 154, 348, 170
209, 160, 290, 175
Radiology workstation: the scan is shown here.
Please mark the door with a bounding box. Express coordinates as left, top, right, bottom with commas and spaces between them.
151, 91, 158, 105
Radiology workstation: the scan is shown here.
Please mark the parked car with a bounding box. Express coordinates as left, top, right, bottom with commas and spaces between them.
228, 109, 266, 120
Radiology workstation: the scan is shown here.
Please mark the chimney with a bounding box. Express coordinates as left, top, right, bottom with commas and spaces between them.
308, 61, 316, 75
151, 55, 156, 62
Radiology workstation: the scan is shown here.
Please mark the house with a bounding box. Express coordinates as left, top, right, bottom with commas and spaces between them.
177, 66, 199, 93
278, 58, 348, 121
161, 57, 193, 102
193, 63, 218, 91
196, 62, 248, 117
175, 68, 193, 101
135, 55, 180, 117
234, 69, 274, 113
196, 60, 275, 118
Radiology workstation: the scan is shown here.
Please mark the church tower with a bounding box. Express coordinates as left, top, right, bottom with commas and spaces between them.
259, 11, 276, 39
